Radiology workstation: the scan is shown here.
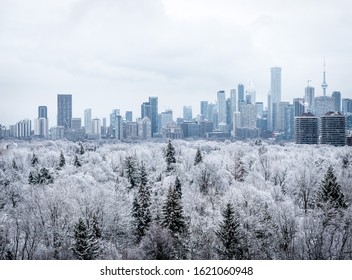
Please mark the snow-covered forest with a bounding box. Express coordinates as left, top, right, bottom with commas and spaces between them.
1, 139, 352, 260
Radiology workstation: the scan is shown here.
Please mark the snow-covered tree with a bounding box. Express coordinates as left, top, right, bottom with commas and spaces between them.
31, 153, 39, 167
74, 155, 81, 167
216, 203, 243, 260
124, 155, 139, 189
59, 151, 66, 168
194, 147, 203, 166
318, 166, 347, 210
164, 139, 176, 172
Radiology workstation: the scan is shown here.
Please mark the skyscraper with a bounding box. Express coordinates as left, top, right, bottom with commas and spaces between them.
200, 101, 208, 119
125, 111, 133, 122
38, 106, 47, 119
237, 84, 245, 113
183, 106, 193, 121
149, 97, 158, 136
270, 67, 282, 131
84, 108, 92, 133
342, 98, 352, 114
217, 90, 226, 124
304, 86, 315, 113
332, 91, 341, 112
35, 106, 49, 138
57, 94, 72, 129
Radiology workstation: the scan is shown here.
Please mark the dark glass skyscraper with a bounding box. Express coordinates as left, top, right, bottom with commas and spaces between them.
57, 94, 72, 129
38, 106, 47, 119
149, 97, 158, 136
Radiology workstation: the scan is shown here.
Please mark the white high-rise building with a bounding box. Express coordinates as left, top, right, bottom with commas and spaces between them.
92, 118, 101, 136
183, 106, 192, 121
217, 90, 226, 124
84, 108, 92, 134
34, 118, 49, 138
270, 67, 281, 131
304, 86, 315, 113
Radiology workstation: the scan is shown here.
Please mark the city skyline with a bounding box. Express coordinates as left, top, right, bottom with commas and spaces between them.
1, 0, 352, 126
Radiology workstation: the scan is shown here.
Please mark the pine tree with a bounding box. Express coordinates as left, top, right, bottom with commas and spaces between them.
79, 142, 85, 155
318, 166, 347, 209
28, 171, 38, 185
72, 218, 91, 260
140, 161, 148, 188
174, 176, 182, 199
131, 168, 151, 243
194, 147, 203, 165
59, 151, 66, 168
216, 203, 243, 260
38, 167, 54, 185
72, 218, 99, 260
31, 153, 39, 167
124, 155, 139, 189
164, 139, 176, 172
161, 186, 186, 236
74, 155, 81, 167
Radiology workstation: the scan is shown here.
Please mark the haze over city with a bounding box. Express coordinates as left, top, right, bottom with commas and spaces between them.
1, 0, 352, 126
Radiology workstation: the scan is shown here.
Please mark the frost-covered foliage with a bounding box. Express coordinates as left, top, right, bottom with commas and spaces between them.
1, 140, 352, 260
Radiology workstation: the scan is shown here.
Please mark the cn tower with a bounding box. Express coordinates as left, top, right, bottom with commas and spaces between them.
321, 57, 328, 96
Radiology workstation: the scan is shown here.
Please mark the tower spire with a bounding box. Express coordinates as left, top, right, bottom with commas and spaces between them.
321, 57, 328, 96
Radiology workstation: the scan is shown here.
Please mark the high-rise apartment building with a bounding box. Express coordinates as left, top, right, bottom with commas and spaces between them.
57, 94, 72, 129
269, 67, 281, 131
84, 108, 92, 133
217, 90, 226, 124
304, 86, 315, 113
35, 106, 49, 138
320, 112, 346, 146
294, 113, 319, 144
92, 118, 101, 137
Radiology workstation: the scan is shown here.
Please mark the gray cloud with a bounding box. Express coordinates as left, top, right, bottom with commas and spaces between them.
1, 0, 351, 126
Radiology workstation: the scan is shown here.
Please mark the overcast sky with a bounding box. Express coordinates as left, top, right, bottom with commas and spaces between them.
1, 0, 352, 127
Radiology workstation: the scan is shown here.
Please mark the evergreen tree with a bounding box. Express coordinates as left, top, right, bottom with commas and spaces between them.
164, 139, 176, 172
31, 153, 39, 167
124, 155, 139, 189
174, 176, 182, 199
216, 203, 243, 260
194, 147, 203, 165
318, 166, 347, 209
72, 218, 99, 260
161, 186, 186, 236
131, 169, 151, 243
140, 161, 148, 188
59, 151, 66, 168
28, 171, 38, 185
79, 142, 85, 155
72, 218, 91, 260
74, 155, 81, 167
38, 167, 53, 185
